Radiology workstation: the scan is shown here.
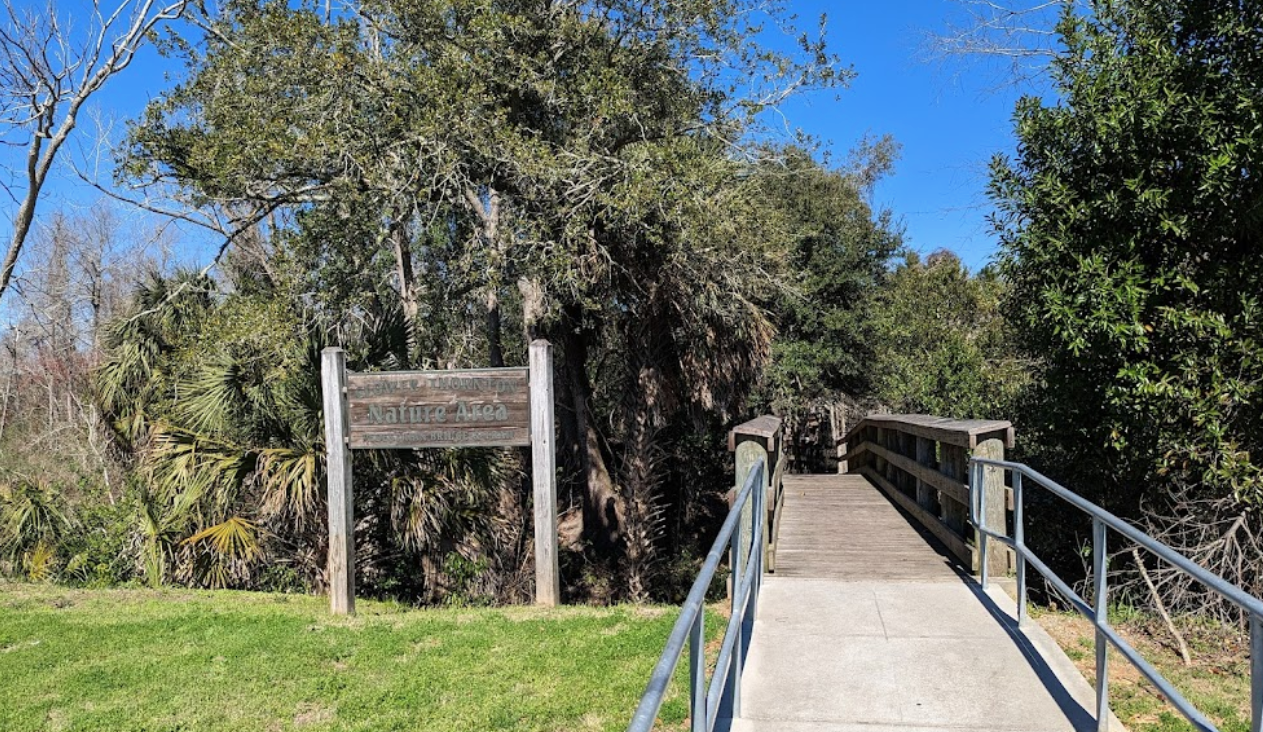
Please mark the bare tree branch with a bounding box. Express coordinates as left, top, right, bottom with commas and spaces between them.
0, 0, 189, 306
925, 0, 1090, 89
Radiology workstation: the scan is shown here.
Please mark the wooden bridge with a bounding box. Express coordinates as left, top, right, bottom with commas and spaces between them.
731, 415, 1104, 732
629, 414, 1263, 732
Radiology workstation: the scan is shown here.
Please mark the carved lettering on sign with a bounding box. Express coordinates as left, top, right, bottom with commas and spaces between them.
345, 368, 530, 449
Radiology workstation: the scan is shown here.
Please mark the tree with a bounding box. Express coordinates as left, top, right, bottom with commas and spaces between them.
930, 0, 1086, 87
0, 0, 188, 306
865, 249, 1026, 420
991, 0, 1263, 616
753, 144, 904, 470
122, 0, 849, 597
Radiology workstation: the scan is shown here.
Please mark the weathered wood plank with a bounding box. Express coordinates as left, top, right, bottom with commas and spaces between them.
856, 466, 974, 568
727, 415, 783, 450
772, 473, 962, 581
864, 441, 969, 507
321, 348, 355, 616
529, 341, 559, 607
840, 414, 1014, 449
346, 368, 530, 448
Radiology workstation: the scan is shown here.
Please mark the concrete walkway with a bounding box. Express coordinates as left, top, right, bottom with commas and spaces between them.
731, 577, 1107, 732
728, 474, 1117, 732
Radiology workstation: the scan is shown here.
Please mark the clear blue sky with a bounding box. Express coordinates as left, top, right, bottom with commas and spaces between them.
27, 0, 1038, 274
778, 0, 1034, 271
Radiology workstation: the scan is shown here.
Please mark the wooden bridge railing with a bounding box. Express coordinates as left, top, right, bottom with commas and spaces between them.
839, 414, 1015, 574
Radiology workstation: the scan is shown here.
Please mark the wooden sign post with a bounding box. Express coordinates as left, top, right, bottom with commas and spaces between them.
320, 343, 560, 614
321, 348, 355, 615
529, 340, 559, 606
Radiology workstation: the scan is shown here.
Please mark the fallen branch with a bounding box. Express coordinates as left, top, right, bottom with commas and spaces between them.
1132, 546, 1191, 666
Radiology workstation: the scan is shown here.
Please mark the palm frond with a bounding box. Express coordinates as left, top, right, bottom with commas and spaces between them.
175, 356, 248, 436
258, 445, 321, 522
182, 516, 261, 561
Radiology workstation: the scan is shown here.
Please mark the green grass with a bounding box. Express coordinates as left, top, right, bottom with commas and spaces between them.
0, 583, 702, 732
1032, 607, 1252, 732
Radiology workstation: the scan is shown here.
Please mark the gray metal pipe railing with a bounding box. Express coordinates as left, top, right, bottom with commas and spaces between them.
626, 456, 766, 732
970, 457, 1263, 732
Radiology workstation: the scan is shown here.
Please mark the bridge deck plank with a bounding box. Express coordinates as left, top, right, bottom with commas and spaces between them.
773, 473, 961, 581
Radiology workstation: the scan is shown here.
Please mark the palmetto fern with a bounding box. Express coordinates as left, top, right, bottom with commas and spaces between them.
258, 445, 322, 523
23, 540, 58, 582
136, 484, 185, 587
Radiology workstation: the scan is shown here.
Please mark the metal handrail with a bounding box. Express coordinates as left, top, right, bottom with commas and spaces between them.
970, 457, 1263, 732
626, 456, 767, 732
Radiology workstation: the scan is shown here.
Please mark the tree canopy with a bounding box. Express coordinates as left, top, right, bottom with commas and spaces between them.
104, 0, 875, 600
992, 0, 1263, 613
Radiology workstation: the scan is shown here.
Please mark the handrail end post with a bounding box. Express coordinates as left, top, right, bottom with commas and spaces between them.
977, 462, 990, 589
1250, 612, 1262, 732
1014, 472, 1026, 626
690, 611, 706, 732
1093, 517, 1110, 731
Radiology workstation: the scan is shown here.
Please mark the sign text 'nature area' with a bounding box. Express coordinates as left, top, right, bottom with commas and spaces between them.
346, 369, 530, 449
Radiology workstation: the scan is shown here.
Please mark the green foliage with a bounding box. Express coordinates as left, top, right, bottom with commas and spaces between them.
57, 500, 136, 587
865, 250, 1027, 419
991, 0, 1263, 507
756, 146, 905, 413
0, 476, 72, 579
118, 0, 855, 600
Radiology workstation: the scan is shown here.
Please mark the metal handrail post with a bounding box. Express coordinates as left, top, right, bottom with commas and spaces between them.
978, 461, 990, 589
1093, 517, 1109, 732
1252, 613, 1262, 732
972, 458, 1263, 619
1014, 470, 1026, 626
966, 456, 1260, 732
752, 475, 763, 621
725, 488, 746, 720
690, 611, 705, 732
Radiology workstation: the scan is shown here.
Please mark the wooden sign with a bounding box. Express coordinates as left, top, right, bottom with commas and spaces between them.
345, 369, 530, 449
321, 343, 559, 614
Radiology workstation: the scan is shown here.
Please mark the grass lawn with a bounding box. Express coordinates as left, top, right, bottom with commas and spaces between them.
1034, 607, 1252, 732
0, 583, 702, 732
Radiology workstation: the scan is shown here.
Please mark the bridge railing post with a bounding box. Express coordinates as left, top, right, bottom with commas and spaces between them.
729, 416, 783, 576
972, 436, 1009, 577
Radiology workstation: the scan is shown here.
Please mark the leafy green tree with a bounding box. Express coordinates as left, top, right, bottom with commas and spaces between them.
991, 0, 1263, 611
753, 144, 904, 468
865, 250, 1025, 420
123, 0, 848, 598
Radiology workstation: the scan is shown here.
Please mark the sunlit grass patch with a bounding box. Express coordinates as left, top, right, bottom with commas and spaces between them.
0, 583, 700, 732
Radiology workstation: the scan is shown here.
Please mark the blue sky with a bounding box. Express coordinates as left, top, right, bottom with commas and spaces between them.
779, 0, 1037, 271
19, 0, 1042, 276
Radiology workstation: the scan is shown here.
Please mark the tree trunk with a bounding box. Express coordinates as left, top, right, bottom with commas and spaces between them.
557, 309, 624, 553
518, 277, 544, 341
390, 220, 420, 363
486, 288, 504, 368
